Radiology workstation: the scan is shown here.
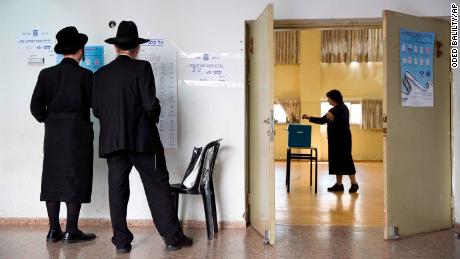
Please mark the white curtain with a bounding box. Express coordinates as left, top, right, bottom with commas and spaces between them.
277, 100, 301, 123
361, 99, 383, 130
275, 30, 300, 64
321, 28, 383, 63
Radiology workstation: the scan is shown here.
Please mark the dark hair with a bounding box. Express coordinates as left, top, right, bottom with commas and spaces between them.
326, 89, 344, 105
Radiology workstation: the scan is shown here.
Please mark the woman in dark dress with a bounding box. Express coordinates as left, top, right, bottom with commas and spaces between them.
30, 27, 96, 243
302, 90, 359, 193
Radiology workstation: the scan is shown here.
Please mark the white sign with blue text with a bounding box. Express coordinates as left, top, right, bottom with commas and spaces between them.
138, 39, 178, 148
17, 29, 55, 66
180, 53, 242, 87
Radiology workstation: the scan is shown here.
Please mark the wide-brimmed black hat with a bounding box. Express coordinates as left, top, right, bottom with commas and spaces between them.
105, 21, 148, 50
54, 26, 88, 54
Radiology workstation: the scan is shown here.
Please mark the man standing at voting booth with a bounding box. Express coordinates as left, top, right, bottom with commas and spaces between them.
92, 21, 192, 253
30, 26, 96, 244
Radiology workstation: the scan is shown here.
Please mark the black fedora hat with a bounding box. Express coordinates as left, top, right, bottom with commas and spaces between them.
105, 21, 149, 50
54, 26, 88, 54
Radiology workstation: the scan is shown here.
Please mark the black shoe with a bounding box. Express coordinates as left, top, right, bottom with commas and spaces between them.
349, 183, 359, 193
166, 236, 193, 251
327, 183, 344, 192
62, 230, 96, 243
116, 245, 132, 254
46, 229, 64, 243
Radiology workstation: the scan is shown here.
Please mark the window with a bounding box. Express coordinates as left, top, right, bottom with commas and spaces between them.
274, 104, 287, 123
349, 103, 362, 125
320, 101, 362, 125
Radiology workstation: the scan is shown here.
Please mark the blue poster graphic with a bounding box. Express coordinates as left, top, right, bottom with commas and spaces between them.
400, 29, 435, 107
56, 46, 104, 72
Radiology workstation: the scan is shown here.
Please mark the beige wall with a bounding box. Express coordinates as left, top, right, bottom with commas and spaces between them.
274, 64, 300, 101
275, 65, 300, 159
274, 29, 383, 161
273, 64, 300, 160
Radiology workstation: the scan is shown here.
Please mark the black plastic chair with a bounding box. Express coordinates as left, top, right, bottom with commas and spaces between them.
171, 139, 222, 240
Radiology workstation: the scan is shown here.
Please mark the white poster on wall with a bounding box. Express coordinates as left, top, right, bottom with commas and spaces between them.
17, 29, 55, 66
180, 53, 243, 87
138, 39, 178, 148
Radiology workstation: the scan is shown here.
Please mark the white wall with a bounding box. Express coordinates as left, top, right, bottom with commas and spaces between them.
0, 0, 453, 224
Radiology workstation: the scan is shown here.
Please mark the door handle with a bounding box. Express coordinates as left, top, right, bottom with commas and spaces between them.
383, 114, 387, 136
263, 118, 270, 124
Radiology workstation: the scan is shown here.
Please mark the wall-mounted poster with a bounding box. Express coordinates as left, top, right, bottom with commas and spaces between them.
57, 46, 104, 72
138, 39, 178, 148
180, 53, 243, 87
17, 29, 55, 66
400, 29, 435, 107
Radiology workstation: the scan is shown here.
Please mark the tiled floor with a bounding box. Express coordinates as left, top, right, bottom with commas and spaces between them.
1, 225, 459, 258
0, 163, 456, 258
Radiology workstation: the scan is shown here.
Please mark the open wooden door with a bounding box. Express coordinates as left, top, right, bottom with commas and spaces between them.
383, 10, 451, 239
247, 4, 275, 244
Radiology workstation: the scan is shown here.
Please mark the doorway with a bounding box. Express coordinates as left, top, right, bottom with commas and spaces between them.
272, 23, 385, 228
246, 7, 452, 245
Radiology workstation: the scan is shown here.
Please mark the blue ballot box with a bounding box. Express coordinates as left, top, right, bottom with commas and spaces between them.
286, 124, 317, 194
287, 124, 311, 148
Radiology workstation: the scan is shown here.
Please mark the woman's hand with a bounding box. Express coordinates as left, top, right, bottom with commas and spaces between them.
302, 114, 310, 120
326, 112, 334, 121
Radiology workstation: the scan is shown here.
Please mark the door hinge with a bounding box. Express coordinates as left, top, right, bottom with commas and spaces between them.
247, 193, 251, 205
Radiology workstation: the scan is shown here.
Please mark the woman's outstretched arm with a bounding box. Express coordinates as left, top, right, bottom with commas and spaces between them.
302, 114, 328, 125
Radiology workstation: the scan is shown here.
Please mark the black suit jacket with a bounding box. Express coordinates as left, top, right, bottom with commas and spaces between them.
92, 55, 161, 158
30, 58, 92, 122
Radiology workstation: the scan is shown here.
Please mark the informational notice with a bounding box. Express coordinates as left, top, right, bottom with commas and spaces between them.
180, 53, 242, 87
57, 46, 104, 72
400, 29, 435, 107
138, 39, 178, 148
17, 29, 55, 66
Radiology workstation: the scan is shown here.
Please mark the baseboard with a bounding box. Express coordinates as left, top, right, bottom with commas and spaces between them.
0, 217, 246, 229
179, 220, 246, 229
274, 159, 383, 162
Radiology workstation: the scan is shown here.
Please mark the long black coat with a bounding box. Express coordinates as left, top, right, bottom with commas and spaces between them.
309, 104, 356, 175
92, 55, 162, 158
30, 58, 94, 203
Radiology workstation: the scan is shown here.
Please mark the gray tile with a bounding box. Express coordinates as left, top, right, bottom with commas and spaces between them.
0, 225, 459, 259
